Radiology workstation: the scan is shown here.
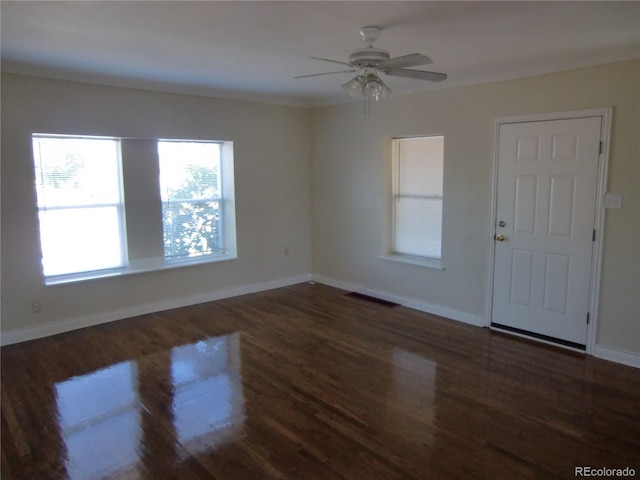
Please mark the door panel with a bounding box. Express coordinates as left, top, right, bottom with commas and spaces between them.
548, 176, 575, 237
543, 253, 570, 314
509, 249, 534, 306
514, 176, 537, 233
492, 117, 601, 346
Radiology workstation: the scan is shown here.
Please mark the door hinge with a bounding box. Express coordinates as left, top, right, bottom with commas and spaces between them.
586, 312, 590, 325
592, 229, 596, 242
599, 141, 603, 154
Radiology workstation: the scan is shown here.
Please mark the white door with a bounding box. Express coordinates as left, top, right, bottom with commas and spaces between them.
492, 116, 602, 346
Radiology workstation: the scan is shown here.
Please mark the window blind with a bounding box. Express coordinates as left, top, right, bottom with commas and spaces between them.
392, 136, 444, 259
32, 135, 125, 276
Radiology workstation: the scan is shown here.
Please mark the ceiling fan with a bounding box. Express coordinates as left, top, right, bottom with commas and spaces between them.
296, 26, 447, 104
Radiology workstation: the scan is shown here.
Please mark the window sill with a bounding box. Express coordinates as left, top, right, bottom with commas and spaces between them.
378, 253, 444, 270
44, 253, 238, 286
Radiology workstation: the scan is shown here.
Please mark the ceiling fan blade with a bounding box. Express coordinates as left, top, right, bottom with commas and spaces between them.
380, 53, 432, 69
294, 69, 355, 79
309, 56, 351, 66
387, 68, 447, 82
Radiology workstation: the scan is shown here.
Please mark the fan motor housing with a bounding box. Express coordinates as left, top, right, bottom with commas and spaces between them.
349, 48, 390, 68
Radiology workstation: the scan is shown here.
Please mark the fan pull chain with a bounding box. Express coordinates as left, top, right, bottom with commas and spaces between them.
364, 96, 372, 121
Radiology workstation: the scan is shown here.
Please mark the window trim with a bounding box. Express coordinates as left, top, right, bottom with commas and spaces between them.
383, 135, 444, 269
158, 139, 226, 261
45, 252, 238, 286
378, 253, 444, 270
33, 134, 128, 277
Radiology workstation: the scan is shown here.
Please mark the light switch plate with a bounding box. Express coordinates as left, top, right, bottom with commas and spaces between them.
604, 193, 623, 209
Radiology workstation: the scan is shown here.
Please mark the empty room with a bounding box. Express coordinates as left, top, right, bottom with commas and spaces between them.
1, 1, 639, 479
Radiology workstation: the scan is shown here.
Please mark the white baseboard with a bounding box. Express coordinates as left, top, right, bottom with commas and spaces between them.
0, 274, 313, 346
5, 272, 638, 371
593, 345, 640, 369
312, 274, 486, 327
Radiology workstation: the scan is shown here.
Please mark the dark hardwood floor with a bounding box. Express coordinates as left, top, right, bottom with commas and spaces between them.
2, 282, 639, 479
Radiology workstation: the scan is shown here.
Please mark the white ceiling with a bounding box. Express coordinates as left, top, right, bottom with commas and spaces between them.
2, 1, 639, 106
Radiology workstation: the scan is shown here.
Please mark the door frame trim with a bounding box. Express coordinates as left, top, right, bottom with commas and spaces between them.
486, 108, 612, 354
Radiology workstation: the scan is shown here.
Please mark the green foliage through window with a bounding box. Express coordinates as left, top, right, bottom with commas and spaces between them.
158, 141, 222, 260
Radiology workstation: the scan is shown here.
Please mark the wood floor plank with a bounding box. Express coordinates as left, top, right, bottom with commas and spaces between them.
2, 283, 639, 479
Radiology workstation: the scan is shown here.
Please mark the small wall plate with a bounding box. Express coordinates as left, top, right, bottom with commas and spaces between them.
604, 193, 623, 209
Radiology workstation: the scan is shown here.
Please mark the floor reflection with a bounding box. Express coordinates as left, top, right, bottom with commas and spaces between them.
55, 361, 141, 480
387, 348, 437, 446
54, 333, 244, 479
171, 332, 245, 457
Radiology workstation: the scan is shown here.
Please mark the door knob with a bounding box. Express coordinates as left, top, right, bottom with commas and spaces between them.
495, 234, 506, 242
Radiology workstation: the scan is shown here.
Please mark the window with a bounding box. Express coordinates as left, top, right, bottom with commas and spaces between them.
158, 141, 223, 261
32, 134, 236, 284
32, 135, 126, 277
391, 135, 444, 262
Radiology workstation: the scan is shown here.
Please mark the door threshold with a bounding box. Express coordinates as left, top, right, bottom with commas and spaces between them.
490, 323, 586, 352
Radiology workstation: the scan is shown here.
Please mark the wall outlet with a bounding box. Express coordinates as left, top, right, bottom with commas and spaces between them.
31, 300, 41, 313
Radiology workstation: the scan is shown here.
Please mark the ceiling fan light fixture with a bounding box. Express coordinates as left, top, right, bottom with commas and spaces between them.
341, 75, 364, 97
361, 73, 391, 101
359, 73, 392, 121
377, 76, 392, 99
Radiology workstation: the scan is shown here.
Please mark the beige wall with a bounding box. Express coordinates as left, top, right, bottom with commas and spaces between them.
311, 60, 639, 355
2, 61, 638, 358
1, 74, 312, 335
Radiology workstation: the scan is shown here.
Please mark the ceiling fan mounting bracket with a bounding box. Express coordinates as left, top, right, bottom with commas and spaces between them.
360, 26, 382, 46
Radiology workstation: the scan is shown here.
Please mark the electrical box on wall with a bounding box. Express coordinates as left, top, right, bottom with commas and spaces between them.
604, 193, 623, 209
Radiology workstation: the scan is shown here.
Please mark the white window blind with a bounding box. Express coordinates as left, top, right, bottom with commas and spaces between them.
32, 135, 126, 277
392, 136, 444, 259
158, 141, 223, 261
